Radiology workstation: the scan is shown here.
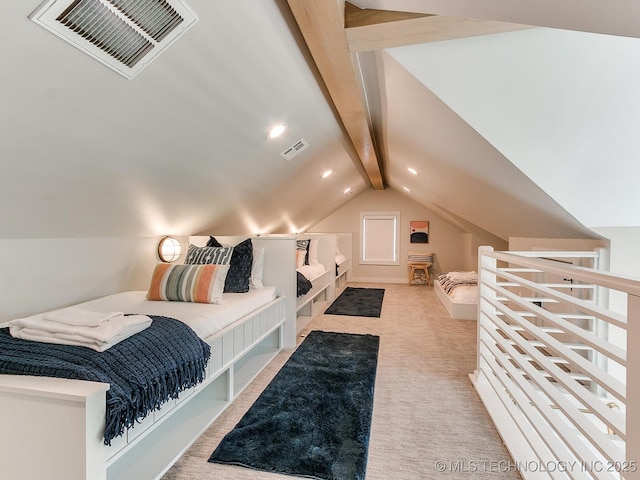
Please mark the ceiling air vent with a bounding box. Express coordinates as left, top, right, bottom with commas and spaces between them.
30, 0, 197, 79
280, 138, 309, 161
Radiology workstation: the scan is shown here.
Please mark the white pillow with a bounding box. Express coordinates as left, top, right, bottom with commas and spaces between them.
308, 238, 319, 265
250, 245, 265, 288
296, 249, 306, 268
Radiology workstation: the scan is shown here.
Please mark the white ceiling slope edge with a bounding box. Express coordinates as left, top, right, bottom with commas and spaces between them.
387, 27, 640, 229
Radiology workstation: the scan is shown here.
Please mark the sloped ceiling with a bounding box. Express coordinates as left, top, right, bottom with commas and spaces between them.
2, 0, 636, 242
378, 51, 598, 240
387, 28, 640, 229
0, 0, 369, 239
351, 0, 640, 233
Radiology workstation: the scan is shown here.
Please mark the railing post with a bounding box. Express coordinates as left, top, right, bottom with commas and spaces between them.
475, 246, 495, 383
626, 293, 640, 479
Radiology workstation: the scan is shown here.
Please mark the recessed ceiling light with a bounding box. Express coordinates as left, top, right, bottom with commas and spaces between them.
267, 124, 286, 139
408, 167, 418, 175
322, 170, 332, 179
403, 186, 411, 192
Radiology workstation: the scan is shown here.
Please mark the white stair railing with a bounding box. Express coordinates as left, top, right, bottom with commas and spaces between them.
472, 247, 640, 480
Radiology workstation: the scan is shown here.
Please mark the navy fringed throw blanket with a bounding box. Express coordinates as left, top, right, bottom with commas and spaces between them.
296, 271, 312, 297
0, 315, 210, 445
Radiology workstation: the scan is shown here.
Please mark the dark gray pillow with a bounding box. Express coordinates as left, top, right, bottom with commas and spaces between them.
207, 237, 253, 293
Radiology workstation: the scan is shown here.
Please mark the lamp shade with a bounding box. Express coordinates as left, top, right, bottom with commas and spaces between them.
158, 236, 182, 262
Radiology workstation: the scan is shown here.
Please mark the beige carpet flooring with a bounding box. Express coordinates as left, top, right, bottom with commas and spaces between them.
162, 282, 521, 479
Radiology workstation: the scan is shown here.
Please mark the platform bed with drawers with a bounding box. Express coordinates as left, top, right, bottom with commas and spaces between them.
0, 235, 295, 480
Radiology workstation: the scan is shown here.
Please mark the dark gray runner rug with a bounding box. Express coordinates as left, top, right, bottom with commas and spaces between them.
324, 287, 385, 318
208, 330, 380, 480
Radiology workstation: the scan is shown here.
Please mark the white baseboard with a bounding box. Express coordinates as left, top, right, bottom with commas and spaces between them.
347, 276, 408, 284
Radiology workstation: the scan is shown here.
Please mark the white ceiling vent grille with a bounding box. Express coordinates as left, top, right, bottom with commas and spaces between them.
30, 0, 197, 79
281, 138, 309, 161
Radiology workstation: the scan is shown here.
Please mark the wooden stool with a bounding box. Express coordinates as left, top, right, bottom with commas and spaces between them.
408, 262, 431, 286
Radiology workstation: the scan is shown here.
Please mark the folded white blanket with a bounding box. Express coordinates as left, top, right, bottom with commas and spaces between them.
9, 314, 152, 352
44, 307, 124, 326
445, 271, 478, 281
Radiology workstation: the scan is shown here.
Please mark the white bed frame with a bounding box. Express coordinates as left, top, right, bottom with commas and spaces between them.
0, 235, 297, 480
335, 233, 352, 295
294, 233, 341, 333
434, 277, 478, 321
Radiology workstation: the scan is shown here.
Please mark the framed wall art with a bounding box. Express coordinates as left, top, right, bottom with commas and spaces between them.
410, 220, 429, 243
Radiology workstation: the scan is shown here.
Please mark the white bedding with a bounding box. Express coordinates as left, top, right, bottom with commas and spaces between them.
438, 271, 478, 304
8, 313, 152, 352
448, 285, 478, 303
38, 287, 277, 340
297, 263, 326, 282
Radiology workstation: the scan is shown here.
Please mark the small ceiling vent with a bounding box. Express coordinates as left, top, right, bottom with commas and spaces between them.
281, 138, 309, 161
30, 0, 197, 79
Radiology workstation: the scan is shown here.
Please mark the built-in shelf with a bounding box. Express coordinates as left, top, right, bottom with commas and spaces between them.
107, 373, 229, 480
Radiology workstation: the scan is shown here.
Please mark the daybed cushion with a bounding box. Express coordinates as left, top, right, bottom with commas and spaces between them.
147, 263, 229, 304
449, 286, 478, 303
297, 263, 326, 282
70, 288, 278, 340
206, 237, 253, 293
437, 271, 478, 303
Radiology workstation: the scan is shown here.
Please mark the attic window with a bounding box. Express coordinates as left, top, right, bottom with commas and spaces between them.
30, 0, 197, 79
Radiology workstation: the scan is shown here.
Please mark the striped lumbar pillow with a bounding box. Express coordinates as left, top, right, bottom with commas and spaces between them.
147, 263, 230, 304
185, 244, 234, 265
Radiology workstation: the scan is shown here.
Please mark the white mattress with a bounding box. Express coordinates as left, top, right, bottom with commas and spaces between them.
448, 285, 478, 303
32, 287, 277, 341
438, 271, 478, 304
297, 263, 327, 282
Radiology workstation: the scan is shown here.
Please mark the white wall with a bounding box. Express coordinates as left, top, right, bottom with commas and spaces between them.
0, 236, 163, 323
509, 237, 610, 257
590, 227, 640, 313
309, 188, 504, 282
590, 227, 640, 278
590, 228, 640, 393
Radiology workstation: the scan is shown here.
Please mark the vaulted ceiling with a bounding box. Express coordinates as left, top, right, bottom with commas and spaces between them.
2, 0, 638, 241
